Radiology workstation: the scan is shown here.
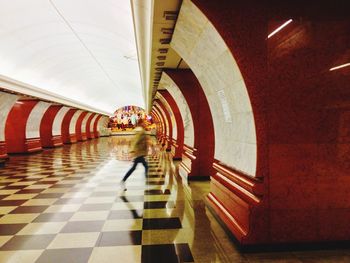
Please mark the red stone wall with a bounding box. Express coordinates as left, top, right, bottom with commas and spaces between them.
76, 111, 88, 142
5, 100, 40, 153
180, 0, 350, 244
93, 115, 102, 138
86, 113, 96, 139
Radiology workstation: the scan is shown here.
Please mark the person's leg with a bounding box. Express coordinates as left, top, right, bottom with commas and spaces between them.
141, 156, 148, 177
122, 157, 141, 182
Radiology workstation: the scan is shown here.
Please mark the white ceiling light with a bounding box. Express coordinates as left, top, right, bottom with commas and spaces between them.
0, 0, 145, 115
329, 63, 350, 71
268, 19, 293, 39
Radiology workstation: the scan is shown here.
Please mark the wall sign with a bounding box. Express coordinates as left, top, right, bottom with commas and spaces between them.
217, 89, 232, 123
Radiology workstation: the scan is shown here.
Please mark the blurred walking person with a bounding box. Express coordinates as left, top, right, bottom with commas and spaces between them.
120, 126, 148, 190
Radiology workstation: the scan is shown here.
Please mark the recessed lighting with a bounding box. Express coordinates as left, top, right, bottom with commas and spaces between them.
329, 63, 350, 71
268, 19, 293, 39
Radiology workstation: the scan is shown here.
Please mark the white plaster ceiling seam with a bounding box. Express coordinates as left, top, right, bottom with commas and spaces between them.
0, 0, 144, 114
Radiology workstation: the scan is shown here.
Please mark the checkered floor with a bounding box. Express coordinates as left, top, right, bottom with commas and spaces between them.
3, 137, 350, 263
0, 137, 198, 263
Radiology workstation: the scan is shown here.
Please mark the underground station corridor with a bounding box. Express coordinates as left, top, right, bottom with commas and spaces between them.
1, 0, 350, 262
0, 137, 350, 263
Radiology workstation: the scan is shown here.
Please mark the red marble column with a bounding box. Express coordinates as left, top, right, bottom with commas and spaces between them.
178, 0, 350, 245
86, 113, 96, 139
76, 111, 88, 141
155, 99, 172, 151
93, 115, 102, 138
165, 69, 215, 180
159, 89, 184, 160
40, 105, 63, 147
5, 99, 42, 153
61, 109, 78, 144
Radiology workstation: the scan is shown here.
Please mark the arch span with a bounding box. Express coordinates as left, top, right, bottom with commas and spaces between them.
153, 105, 167, 145
170, 0, 266, 244
157, 90, 183, 159
5, 100, 40, 153
62, 108, 78, 144
40, 105, 64, 148
76, 111, 88, 141
25, 101, 51, 152
86, 113, 97, 139
158, 70, 215, 181
154, 100, 171, 150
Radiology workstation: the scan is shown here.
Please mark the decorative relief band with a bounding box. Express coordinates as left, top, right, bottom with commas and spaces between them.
183, 144, 197, 160
212, 173, 261, 205
24, 138, 42, 153
213, 161, 263, 196
207, 192, 247, 236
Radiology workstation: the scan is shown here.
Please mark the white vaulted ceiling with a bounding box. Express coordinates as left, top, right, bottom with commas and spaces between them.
0, 0, 144, 114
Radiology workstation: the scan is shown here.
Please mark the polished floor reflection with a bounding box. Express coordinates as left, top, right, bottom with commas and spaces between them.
1, 137, 350, 262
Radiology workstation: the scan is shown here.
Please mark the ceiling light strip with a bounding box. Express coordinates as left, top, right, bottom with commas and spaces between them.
329, 63, 350, 71
49, 0, 121, 91
267, 19, 293, 39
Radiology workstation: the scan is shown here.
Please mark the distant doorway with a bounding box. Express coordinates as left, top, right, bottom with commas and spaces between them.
109, 105, 155, 135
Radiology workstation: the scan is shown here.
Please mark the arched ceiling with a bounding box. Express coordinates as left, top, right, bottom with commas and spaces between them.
0, 0, 144, 115
131, 0, 188, 112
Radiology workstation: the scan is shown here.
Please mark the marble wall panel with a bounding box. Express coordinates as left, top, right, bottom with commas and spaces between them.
0, 92, 18, 141
171, 0, 257, 176
52, 106, 70, 136
69, 110, 83, 134
161, 73, 194, 147
26, 101, 51, 139
82, 112, 93, 133
89, 114, 98, 133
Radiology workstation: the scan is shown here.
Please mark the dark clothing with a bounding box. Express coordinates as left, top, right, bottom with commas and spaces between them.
122, 155, 148, 181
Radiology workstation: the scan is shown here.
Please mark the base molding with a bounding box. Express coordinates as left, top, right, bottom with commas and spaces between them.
0, 141, 8, 160
80, 133, 87, 141
188, 176, 210, 181
206, 199, 350, 252
171, 139, 182, 159
66, 134, 77, 144
206, 161, 267, 245
179, 145, 197, 180
42, 135, 63, 148
52, 135, 63, 147
25, 138, 42, 153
